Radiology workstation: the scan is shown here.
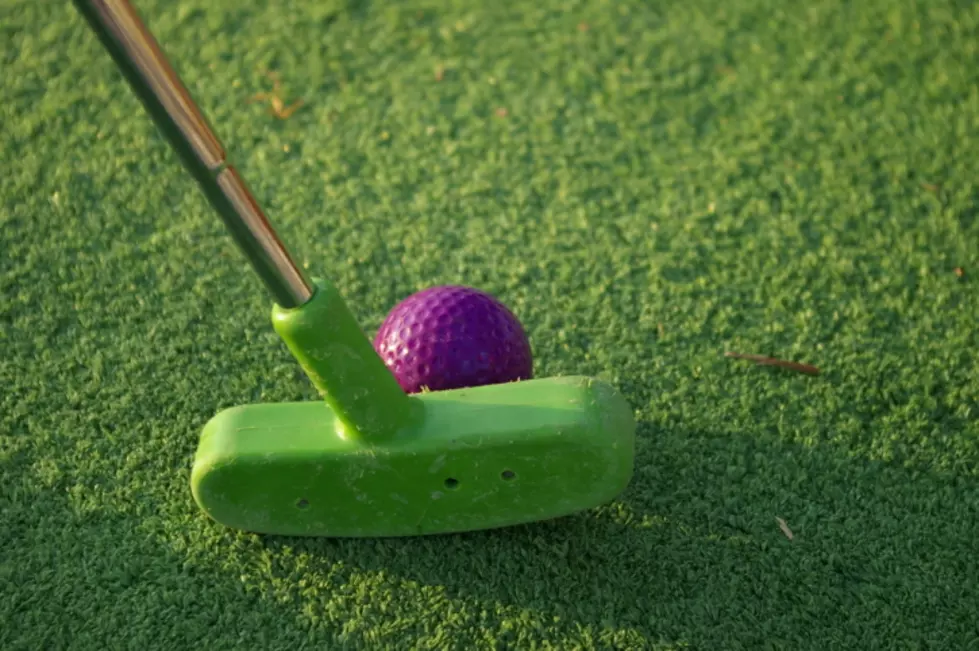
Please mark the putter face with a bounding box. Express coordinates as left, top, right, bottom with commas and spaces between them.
191, 376, 635, 537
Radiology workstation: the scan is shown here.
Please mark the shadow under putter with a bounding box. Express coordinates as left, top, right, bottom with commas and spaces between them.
72, 0, 636, 537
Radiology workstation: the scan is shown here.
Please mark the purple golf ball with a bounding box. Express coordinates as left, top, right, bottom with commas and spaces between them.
373, 285, 533, 394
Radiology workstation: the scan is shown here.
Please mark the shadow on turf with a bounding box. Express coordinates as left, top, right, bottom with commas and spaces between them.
255, 418, 979, 645
6, 413, 976, 646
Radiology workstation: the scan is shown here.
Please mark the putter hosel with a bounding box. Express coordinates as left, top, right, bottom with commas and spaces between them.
272, 279, 418, 441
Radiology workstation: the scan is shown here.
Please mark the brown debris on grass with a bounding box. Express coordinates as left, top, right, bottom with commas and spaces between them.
776, 517, 794, 540
249, 71, 304, 119
724, 351, 821, 376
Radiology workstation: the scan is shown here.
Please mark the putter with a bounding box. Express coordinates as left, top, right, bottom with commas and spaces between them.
72, 0, 636, 537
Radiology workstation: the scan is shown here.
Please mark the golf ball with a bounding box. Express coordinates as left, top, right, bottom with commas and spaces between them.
373, 285, 533, 394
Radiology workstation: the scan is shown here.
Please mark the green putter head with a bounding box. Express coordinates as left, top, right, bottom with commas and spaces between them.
191, 279, 636, 537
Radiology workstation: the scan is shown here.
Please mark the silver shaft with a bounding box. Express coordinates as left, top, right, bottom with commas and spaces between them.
73, 0, 313, 308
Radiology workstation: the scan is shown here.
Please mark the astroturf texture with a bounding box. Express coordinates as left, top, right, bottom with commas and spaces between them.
2, 0, 979, 647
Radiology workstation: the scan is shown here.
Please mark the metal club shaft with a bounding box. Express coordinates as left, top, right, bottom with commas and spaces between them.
72, 0, 313, 309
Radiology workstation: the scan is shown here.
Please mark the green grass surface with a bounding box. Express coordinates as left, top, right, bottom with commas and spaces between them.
3, 0, 979, 647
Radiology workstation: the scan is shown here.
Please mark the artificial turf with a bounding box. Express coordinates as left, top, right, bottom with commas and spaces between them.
2, 0, 978, 647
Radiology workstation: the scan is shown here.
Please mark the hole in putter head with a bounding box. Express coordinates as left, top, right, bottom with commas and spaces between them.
444, 478, 459, 490
501, 470, 516, 481
296, 498, 309, 509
